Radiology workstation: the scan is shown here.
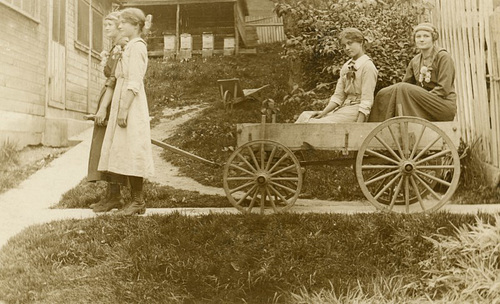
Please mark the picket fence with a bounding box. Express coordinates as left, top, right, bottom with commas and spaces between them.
431, 0, 500, 168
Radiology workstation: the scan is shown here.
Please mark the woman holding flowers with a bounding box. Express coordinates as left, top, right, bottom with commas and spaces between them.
88, 11, 129, 213
368, 23, 456, 122
295, 28, 378, 123
98, 8, 154, 216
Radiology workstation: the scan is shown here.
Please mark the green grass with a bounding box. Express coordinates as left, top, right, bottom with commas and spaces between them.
53, 179, 231, 209
0, 212, 494, 303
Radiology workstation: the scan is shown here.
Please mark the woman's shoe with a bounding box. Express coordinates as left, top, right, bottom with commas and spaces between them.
115, 201, 146, 216
92, 197, 124, 213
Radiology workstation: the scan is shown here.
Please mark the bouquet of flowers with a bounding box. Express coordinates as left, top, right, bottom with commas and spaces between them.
419, 66, 432, 85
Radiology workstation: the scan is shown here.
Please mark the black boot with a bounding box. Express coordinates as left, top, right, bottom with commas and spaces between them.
116, 177, 145, 216
89, 184, 111, 209
93, 183, 124, 212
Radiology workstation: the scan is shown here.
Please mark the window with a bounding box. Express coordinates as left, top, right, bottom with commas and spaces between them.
76, 0, 103, 53
52, 0, 65, 45
0, 0, 39, 21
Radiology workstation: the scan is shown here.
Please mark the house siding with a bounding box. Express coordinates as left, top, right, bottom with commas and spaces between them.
0, 1, 116, 148
0, 2, 49, 147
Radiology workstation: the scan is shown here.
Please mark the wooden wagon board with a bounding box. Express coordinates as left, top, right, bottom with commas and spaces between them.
237, 121, 461, 151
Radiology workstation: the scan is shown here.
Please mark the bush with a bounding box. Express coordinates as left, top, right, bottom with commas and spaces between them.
274, 0, 428, 105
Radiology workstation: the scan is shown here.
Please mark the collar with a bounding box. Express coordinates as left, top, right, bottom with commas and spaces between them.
125, 37, 146, 48
347, 54, 370, 70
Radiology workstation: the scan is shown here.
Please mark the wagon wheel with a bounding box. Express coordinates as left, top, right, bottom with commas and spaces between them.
223, 140, 303, 214
356, 117, 460, 213
223, 90, 233, 110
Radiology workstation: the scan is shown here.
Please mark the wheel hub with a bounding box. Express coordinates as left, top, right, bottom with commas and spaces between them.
401, 161, 415, 175
255, 172, 270, 186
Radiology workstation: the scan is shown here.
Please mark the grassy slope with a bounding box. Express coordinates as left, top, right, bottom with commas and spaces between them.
0, 212, 490, 303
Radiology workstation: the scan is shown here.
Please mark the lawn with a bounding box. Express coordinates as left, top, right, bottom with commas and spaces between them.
1, 213, 498, 303
1, 43, 499, 304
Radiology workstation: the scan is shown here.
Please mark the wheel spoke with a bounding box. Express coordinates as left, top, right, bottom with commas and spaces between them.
415, 150, 451, 165
271, 177, 299, 182
247, 146, 261, 170
265, 145, 278, 171
415, 170, 451, 187
404, 176, 410, 213
388, 125, 405, 159
374, 173, 402, 200
362, 165, 399, 170
414, 173, 441, 200
365, 169, 399, 186
410, 125, 426, 159
270, 164, 297, 177
266, 188, 277, 212
230, 181, 255, 194
236, 185, 257, 206
236, 153, 257, 173
402, 121, 409, 158
260, 188, 265, 214
246, 189, 259, 212
269, 184, 290, 205
387, 175, 404, 211
366, 149, 400, 165
260, 143, 265, 170
375, 135, 402, 162
413, 135, 442, 162
270, 181, 296, 194
227, 176, 254, 181
229, 164, 254, 176
269, 153, 290, 173
416, 165, 455, 170
409, 176, 425, 210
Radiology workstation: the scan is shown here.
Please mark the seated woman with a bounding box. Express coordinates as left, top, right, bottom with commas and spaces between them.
295, 28, 378, 123
368, 23, 456, 122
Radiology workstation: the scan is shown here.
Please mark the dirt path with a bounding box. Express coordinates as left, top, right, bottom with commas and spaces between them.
149, 105, 225, 196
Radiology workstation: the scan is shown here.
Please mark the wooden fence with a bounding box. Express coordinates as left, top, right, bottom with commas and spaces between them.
245, 16, 286, 44
431, 0, 500, 168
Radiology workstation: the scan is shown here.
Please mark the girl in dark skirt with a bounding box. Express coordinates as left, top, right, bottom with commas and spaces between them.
88, 11, 128, 212
368, 23, 457, 122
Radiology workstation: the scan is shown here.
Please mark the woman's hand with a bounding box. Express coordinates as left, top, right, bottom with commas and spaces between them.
310, 111, 325, 119
118, 107, 129, 128
95, 108, 107, 126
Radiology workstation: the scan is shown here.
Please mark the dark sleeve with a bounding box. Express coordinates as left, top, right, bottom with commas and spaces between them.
429, 52, 455, 98
104, 57, 118, 89
402, 59, 416, 84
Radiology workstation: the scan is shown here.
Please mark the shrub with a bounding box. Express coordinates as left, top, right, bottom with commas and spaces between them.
273, 0, 429, 117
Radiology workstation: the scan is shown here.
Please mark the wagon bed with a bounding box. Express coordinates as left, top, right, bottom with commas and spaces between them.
223, 117, 461, 214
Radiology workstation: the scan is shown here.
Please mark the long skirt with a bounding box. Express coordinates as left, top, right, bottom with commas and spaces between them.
295, 104, 359, 123
87, 87, 128, 185
87, 87, 107, 182
368, 83, 456, 122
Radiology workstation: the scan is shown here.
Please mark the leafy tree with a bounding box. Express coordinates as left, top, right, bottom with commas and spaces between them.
272, 0, 429, 120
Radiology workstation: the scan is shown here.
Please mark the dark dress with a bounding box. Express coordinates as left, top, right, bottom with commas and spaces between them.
87, 46, 121, 182
368, 47, 457, 122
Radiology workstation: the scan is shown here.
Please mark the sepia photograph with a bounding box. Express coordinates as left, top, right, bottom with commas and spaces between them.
0, 0, 500, 302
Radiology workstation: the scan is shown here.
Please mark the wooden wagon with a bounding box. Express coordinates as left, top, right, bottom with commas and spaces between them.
222, 116, 461, 214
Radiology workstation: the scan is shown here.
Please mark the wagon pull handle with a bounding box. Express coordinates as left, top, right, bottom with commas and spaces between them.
151, 139, 222, 167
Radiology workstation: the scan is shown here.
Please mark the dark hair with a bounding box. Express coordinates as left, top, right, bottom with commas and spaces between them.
339, 28, 364, 44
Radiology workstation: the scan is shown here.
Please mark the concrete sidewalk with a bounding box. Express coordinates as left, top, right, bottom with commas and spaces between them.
1, 127, 500, 250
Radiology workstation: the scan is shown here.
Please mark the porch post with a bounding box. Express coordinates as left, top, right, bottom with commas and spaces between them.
87, 0, 93, 113
233, 1, 239, 54
176, 3, 180, 57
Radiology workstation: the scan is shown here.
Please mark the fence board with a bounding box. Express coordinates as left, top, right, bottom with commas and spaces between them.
432, 0, 498, 167
489, 11, 500, 166
245, 16, 286, 44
